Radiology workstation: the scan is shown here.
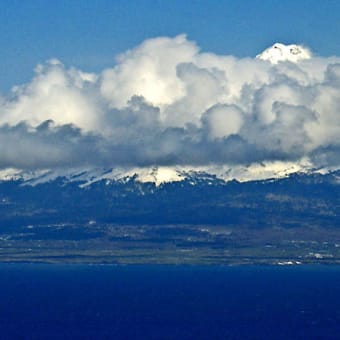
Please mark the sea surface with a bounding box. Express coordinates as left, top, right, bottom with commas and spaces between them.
0, 264, 339, 339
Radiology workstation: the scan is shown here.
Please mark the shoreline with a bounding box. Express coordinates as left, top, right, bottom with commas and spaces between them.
1, 257, 340, 266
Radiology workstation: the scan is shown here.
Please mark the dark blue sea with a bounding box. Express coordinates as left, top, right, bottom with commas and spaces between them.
0, 264, 339, 339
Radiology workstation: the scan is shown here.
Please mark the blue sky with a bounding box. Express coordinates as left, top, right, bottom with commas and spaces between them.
1, 0, 339, 92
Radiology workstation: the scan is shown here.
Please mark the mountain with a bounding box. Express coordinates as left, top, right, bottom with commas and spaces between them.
0, 166, 338, 228
0, 158, 321, 187
0, 166, 338, 264
256, 42, 312, 63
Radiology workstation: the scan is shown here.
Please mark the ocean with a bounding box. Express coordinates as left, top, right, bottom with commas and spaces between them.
0, 264, 339, 339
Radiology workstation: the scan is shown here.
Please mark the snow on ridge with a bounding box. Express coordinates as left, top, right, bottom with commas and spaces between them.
0, 168, 50, 182
77, 161, 314, 187
79, 166, 185, 188
0, 159, 323, 187
256, 43, 312, 64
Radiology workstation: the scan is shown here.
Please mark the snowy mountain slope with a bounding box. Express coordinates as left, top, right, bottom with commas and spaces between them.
256, 43, 312, 63
0, 159, 336, 188
0, 165, 338, 228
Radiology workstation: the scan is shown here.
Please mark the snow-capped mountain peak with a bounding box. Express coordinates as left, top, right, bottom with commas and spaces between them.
0, 158, 331, 188
78, 166, 185, 187
256, 43, 312, 64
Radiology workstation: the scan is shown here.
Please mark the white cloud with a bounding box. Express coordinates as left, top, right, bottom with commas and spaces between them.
203, 104, 243, 140
0, 60, 100, 132
0, 35, 339, 170
100, 34, 197, 109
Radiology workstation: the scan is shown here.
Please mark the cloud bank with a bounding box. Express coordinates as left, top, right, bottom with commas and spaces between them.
1, 34, 340, 170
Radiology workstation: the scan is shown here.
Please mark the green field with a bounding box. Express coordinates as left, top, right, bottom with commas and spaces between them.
1, 224, 339, 265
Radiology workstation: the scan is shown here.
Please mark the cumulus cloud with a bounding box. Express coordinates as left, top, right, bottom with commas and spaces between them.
0, 35, 339, 170
202, 104, 244, 140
